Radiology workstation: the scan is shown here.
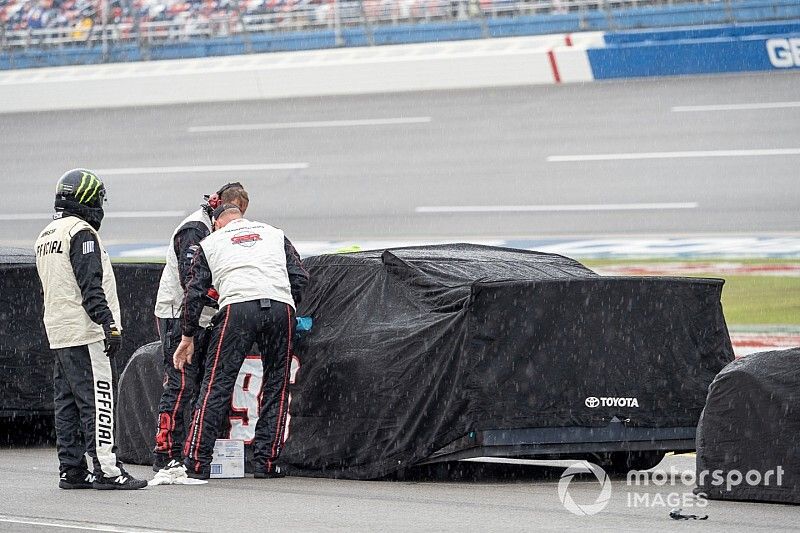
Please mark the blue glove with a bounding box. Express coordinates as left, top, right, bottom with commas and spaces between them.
296, 316, 313, 332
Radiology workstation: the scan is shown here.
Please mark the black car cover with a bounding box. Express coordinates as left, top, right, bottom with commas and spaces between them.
0, 246, 161, 416
10, 243, 733, 477
696, 347, 799, 504
116, 341, 258, 469
280, 244, 733, 479
116, 341, 163, 465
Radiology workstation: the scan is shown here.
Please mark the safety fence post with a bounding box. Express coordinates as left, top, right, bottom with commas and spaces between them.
477, 0, 489, 38
101, 0, 110, 63
359, 0, 375, 46
334, 0, 344, 46
724, 0, 735, 24
600, 0, 617, 32
236, 0, 254, 54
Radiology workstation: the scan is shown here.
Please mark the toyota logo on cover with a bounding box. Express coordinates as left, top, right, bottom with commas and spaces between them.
585, 396, 639, 408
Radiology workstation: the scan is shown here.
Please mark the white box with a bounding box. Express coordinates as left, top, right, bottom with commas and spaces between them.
210, 439, 245, 479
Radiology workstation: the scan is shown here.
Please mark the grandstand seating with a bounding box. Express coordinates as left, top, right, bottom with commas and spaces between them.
0, 0, 730, 45
2, 0, 473, 35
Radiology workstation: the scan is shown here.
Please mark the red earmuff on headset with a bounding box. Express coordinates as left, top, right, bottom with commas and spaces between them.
207, 192, 222, 210
206, 182, 243, 210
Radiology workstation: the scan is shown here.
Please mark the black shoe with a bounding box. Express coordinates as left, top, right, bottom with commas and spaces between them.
185, 467, 210, 480
183, 457, 211, 479
156, 459, 185, 472
254, 466, 286, 479
59, 469, 95, 489
152, 454, 170, 472
93, 469, 148, 490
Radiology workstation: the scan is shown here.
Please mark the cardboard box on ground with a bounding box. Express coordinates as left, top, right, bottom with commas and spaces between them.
211, 439, 245, 478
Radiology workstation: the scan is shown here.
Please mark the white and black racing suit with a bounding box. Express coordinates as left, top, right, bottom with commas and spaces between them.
34, 213, 124, 479
181, 218, 309, 476
152, 208, 216, 464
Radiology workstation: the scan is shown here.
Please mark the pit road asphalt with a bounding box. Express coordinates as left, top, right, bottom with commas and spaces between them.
0, 449, 796, 532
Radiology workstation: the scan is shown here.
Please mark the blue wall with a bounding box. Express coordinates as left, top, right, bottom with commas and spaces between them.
589, 34, 800, 79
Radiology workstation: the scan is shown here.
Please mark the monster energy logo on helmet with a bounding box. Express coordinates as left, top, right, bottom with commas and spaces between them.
56, 168, 106, 208
73, 171, 103, 204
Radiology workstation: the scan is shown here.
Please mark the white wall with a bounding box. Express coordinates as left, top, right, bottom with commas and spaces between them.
0, 33, 603, 113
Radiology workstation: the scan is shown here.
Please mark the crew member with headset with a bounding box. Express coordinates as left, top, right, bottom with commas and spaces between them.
34, 169, 147, 490
152, 183, 249, 472
174, 204, 309, 479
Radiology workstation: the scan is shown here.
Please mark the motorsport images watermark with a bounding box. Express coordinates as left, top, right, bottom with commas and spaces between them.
557, 462, 613, 516
557, 462, 785, 516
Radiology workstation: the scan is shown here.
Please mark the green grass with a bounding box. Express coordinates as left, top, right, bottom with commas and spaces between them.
582, 258, 800, 266
582, 259, 800, 326
717, 276, 800, 325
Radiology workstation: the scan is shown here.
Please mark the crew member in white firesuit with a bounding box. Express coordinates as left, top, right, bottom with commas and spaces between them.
174, 204, 308, 479
34, 169, 147, 490
152, 183, 249, 472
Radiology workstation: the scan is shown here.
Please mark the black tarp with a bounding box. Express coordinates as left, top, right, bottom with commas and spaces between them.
696, 347, 800, 504
115, 341, 256, 468
10, 243, 734, 477
116, 341, 163, 464
0, 246, 161, 416
280, 244, 733, 479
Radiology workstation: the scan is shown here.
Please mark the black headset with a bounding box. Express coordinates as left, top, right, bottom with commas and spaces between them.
203, 182, 243, 220
206, 182, 243, 210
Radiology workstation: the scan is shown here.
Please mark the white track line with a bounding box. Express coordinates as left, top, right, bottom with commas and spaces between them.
0, 211, 185, 221
415, 203, 698, 213
188, 117, 432, 133
0, 515, 180, 533
104, 211, 186, 218
95, 163, 308, 175
547, 148, 800, 162
672, 101, 800, 112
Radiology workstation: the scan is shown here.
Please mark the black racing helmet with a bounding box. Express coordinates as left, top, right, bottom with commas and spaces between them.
55, 168, 106, 208
54, 168, 107, 229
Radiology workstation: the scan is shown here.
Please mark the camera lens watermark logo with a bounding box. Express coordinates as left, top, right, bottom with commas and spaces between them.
585, 397, 600, 408
558, 462, 612, 516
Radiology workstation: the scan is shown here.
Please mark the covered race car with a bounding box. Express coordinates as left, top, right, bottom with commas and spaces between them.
696, 347, 799, 504
115, 244, 733, 478
279, 244, 733, 478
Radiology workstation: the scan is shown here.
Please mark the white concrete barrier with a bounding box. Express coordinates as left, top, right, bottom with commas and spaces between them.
0, 33, 604, 113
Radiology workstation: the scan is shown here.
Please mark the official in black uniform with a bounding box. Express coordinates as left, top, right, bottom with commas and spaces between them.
152, 183, 249, 472
34, 169, 147, 490
174, 204, 308, 479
